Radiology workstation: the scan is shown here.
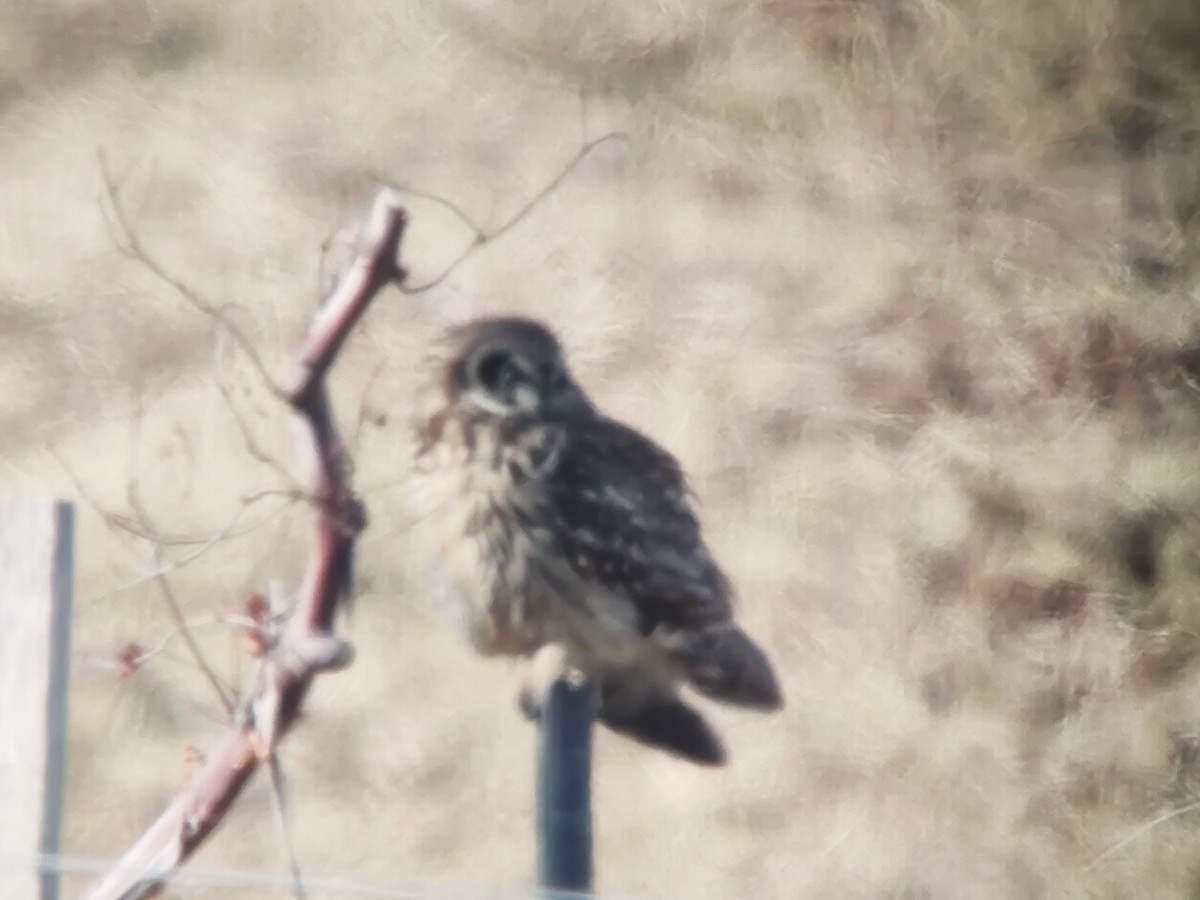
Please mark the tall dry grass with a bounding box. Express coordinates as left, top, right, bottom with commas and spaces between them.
6, 0, 1200, 897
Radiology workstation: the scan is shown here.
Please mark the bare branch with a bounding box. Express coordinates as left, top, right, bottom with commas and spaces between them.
213, 329, 308, 496
81, 188, 407, 900
52, 441, 295, 598
48, 443, 230, 711
113, 398, 238, 714
96, 150, 284, 398
86, 494, 295, 604
266, 757, 307, 900
370, 130, 627, 293
1086, 799, 1200, 870
284, 190, 408, 403
349, 361, 390, 457
84, 127, 597, 896
80, 615, 262, 679
125, 483, 238, 715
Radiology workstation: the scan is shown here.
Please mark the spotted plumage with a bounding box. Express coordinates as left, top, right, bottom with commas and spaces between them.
409, 316, 782, 764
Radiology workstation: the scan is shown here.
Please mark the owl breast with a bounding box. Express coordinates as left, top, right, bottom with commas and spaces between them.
410, 413, 649, 666
409, 416, 566, 656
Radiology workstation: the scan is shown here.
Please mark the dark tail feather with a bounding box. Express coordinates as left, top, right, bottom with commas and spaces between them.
665, 624, 784, 710
597, 677, 726, 766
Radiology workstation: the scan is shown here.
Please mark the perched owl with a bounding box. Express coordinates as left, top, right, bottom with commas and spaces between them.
409, 316, 782, 765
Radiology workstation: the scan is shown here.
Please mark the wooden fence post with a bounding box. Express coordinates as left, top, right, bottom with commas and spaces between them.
536, 677, 594, 897
0, 498, 75, 900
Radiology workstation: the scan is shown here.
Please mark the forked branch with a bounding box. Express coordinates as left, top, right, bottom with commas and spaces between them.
81, 190, 408, 900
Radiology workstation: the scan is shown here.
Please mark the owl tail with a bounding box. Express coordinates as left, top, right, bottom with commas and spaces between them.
662, 624, 784, 711
519, 645, 727, 765
596, 675, 727, 766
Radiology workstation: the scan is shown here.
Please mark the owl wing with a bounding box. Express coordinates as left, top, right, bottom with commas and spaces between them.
544, 415, 733, 633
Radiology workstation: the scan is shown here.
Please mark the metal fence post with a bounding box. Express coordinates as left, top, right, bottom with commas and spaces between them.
0, 497, 75, 900
536, 677, 594, 897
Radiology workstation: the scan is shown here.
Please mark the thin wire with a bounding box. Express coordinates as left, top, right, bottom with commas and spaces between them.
0, 853, 627, 900
1084, 798, 1200, 870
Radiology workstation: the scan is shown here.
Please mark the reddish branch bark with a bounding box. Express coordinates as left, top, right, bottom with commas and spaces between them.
82, 191, 408, 900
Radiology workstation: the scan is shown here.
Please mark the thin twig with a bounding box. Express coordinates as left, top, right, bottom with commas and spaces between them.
85, 121, 609, 897
131, 531, 237, 713
350, 361, 390, 457
123, 395, 238, 715
1085, 799, 1200, 870
213, 326, 308, 496
81, 615, 263, 676
82, 189, 404, 900
267, 757, 307, 900
370, 131, 627, 293
96, 150, 283, 398
89, 493, 296, 602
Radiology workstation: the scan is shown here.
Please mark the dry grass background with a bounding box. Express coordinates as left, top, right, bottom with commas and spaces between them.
5, 0, 1200, 897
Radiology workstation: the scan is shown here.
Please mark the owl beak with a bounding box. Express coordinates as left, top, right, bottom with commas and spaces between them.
540, 383, 589, 417
513, 382, 542, 413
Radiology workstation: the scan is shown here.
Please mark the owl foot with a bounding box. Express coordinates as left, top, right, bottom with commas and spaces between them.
517, 643, 590, 720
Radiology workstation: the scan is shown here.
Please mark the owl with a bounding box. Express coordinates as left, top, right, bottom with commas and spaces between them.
409, 316, 782, 765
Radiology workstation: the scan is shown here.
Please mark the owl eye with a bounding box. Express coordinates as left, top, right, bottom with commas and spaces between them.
474, 349, 521, 396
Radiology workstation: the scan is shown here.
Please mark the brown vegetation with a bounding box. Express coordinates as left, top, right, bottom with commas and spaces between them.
7, 0, 1200, 897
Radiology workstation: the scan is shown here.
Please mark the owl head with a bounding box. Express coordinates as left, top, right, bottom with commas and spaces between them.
431, 317, 591, 420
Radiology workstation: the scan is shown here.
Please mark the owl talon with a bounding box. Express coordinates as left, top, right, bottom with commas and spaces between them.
519, 643, 573, 720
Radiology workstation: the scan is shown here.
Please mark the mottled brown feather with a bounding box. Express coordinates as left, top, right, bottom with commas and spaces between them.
407, 316, 781, 763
